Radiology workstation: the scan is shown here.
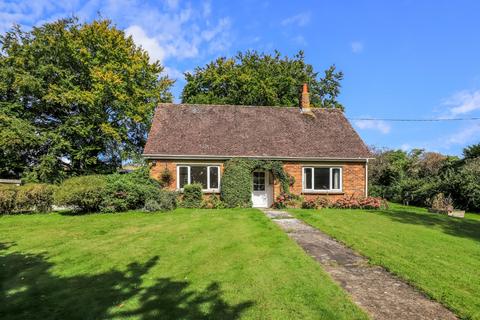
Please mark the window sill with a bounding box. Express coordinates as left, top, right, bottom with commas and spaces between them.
302, 190, 344, 195
177, 189, 220, 194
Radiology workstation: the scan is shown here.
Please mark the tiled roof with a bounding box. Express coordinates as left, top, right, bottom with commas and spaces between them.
143, 103, 371, 159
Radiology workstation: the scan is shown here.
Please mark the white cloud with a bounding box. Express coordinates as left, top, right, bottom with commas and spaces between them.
281, 12, 310, 27
353, 118, 391, 134
444, 123, 480, 146
400, 143, 411, 151
125, 25, 166, 63
351, 41, 364, 54
442, 89, 480, 116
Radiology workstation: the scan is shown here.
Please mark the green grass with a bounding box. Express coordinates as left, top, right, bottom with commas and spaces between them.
0, 208, 367, 320
290, 203, 480, 320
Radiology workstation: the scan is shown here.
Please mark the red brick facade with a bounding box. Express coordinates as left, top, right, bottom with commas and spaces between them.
150, 160, 367, 203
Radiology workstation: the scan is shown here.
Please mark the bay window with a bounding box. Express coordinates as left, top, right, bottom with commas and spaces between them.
177, 165, 220, 191
302, 167, 342, 192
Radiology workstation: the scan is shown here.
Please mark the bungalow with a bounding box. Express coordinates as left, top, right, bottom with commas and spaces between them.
143, 85, 372, 208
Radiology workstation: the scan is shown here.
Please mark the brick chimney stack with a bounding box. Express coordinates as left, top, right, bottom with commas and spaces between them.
300, 83, 311, 112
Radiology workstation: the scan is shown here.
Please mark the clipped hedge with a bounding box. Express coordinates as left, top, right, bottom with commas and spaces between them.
0, 186, 17, 214
55, 175, 108, 212
0, 184, 55, 214
16, 184, 55, 212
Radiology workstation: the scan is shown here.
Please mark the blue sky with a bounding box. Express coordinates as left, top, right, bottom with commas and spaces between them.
1, 0, 480, 156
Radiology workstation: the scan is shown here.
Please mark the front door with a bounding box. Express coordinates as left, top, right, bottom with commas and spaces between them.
252, 171, 272, 208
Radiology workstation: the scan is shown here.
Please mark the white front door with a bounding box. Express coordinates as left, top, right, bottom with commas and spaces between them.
252, 171, 272, 208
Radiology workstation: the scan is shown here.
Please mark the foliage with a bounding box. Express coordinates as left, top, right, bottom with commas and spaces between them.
182, 50, 344, 109
273, 193, 301, 209
0, 18, 173, 182
463, 143, 480, 160
142, 190, 178, 212
159, 167, 173, 188
201, 194, 226, 209
220, 159, 253, 207
369, 145, 480, 211
181, 183, 203, 208
430, 193, 454, 212
221, 158, 290, 208
15, 184, 55, 213
0, 186, 17, 214
54, 175, 108, 212
300, 196, 386, 210
100, 168, 161, 213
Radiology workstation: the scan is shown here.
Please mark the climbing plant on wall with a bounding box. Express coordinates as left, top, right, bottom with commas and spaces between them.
220, 158, 291, 207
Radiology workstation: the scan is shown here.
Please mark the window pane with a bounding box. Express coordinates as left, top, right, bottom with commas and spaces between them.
304, 168, 312, 189
253, 172, 265, 191
179, 167, 189, 188
209, 167, 219, 189
191, 166, 208, 189
314, 168, 329, 190
332, 168, 341, 190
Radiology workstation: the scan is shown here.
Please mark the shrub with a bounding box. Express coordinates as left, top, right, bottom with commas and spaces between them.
201, 194, 225, 209
332, 196, 387, 209
0, 186, 17, 214
143, 199, 162, 212
181, 183, 203, 208
159, 168, 173, 188
55, 175, 108, 212
16, 184, 55, 213
301, 199, 317, 209
315, 197, 331, 209
221, 159, 253, 207
100, 170, 161, 213
430, 193, 454, 212
153, 190, 178, 212
273, 193, 300, 209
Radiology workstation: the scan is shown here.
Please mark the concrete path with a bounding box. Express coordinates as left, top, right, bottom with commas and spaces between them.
263, 209, 457, 320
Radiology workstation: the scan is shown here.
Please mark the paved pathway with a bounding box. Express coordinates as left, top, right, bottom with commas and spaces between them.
263, 209, 457, 320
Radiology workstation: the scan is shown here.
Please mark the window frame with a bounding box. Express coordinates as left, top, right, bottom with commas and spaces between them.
302, 166, 343, 193
176, 165, 221, 192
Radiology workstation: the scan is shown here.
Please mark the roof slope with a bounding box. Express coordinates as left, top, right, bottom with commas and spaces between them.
143, 103, 371, 159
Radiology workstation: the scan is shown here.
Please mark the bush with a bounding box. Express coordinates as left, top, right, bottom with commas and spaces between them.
273, 193, 300, 209
301, 199, 317, 209
0, 186, 17, 214
181, 183, 203, 208
16, 184, 55, 213
201, 194, 225, 209
221, 159, 253, 207
100, 169, 161, 213
332, 196, 387, 209
55, 175, 108, 212
430, 193, 454, 212
315, 197, 331, 209
154, 190, 178, 211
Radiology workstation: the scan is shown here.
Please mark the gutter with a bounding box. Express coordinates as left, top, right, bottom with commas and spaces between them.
142, 153, 373, 162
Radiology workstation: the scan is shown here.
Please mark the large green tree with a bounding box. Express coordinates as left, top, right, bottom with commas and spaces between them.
0, 18, 172, 182
181, 50, 344, 109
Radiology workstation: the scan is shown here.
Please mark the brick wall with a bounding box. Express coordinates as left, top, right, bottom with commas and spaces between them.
149, 159, 366, 201
274, 162, 367, 201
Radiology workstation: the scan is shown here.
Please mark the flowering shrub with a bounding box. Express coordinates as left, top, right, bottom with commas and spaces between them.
301, 199, 316, 209
273, 193, 299, 209
332, 196, 387, 209
297, 195, 387, 210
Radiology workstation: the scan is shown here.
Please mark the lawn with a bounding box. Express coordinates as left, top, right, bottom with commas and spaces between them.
290, 204, 480, 320
0, 208, 367, 320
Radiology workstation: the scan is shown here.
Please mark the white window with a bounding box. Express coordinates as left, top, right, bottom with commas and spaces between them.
302, 167, 342, 192
177, 165, 220, 191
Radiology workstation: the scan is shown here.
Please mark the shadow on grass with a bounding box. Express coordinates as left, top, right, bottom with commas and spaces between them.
0, 243, 253, 320
372, 208, 480, 242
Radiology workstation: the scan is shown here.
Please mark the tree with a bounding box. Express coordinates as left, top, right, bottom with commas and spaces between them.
0, 18, 173, 182
181, 50, 344, 109
463, 143, 480, 160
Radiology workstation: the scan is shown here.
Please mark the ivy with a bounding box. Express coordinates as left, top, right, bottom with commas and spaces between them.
220, 158, 290, 208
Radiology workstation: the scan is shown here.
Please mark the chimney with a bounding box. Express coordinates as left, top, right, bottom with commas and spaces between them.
300, 83, 311, 112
